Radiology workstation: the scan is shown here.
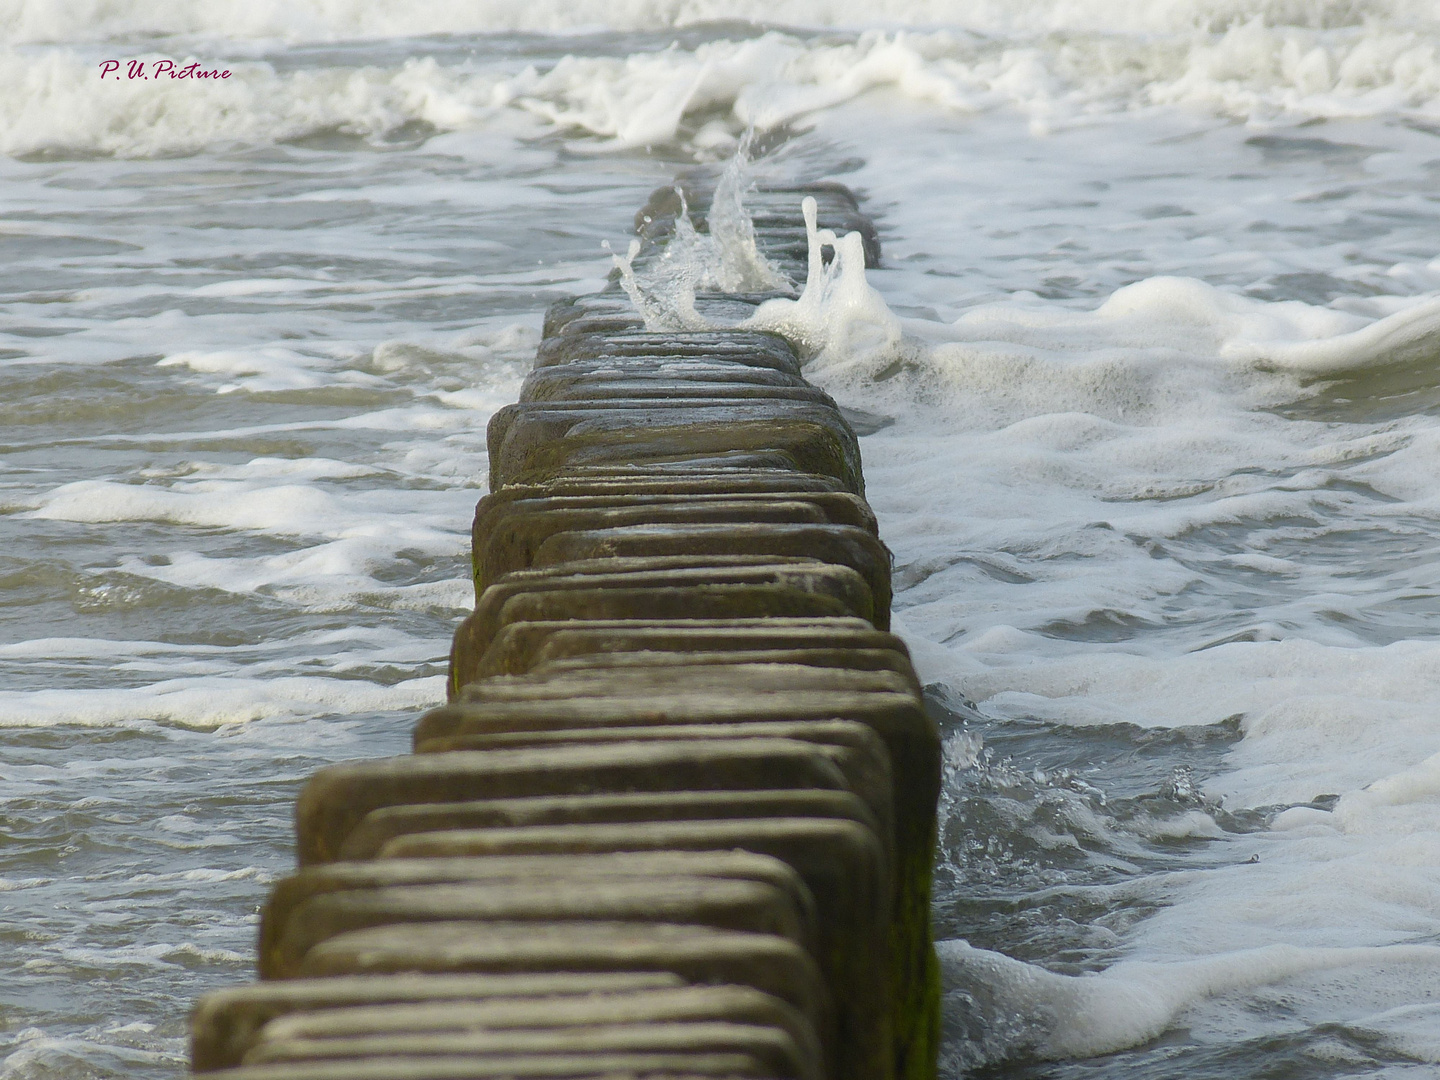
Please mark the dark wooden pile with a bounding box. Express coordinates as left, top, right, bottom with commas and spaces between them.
188, 176, 940, 1080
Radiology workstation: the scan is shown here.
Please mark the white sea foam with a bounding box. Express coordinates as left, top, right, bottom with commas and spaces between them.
939, 938, 1440, 1065
0, 630, 441, 676
0, 674, 445, 730
10, 5, 1440, 157
1342, 1003, 1440, 1062
0, 1028, 179, 1077
759, 234, 1440, 396
31, 477, 441, 538
5, 0, 1440, 44
19, 451, 486, 612
158, 348, 383, 394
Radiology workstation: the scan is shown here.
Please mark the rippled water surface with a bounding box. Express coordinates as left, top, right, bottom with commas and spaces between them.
5, 6, 1440, 1078
0, 50, 673, 1072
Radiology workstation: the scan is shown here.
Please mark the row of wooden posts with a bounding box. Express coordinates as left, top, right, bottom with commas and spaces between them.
188, 176, 942, 1080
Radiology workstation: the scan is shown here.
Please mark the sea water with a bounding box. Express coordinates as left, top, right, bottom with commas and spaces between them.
3, 1, 1440, 1077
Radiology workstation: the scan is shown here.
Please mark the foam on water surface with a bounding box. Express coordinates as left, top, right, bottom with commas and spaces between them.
757, 102, 1440, 1073
4, 0, 1440, 41
940, 939, 1440, 1062
11, 7, 1440, 157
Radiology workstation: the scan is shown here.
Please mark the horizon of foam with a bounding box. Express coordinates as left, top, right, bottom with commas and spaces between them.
9, 6, 1440, 158
5, 0, 1440, 45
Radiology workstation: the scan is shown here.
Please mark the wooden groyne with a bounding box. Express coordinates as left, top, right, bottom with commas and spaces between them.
189, 173, 941, 1080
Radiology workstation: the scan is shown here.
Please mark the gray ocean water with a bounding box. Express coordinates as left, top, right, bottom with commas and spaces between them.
5, 12, 1440, 1079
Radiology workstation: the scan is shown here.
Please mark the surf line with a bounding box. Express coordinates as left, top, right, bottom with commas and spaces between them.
186, 171, 944, 1080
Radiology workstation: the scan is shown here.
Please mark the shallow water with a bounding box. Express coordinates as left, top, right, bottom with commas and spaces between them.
3, 4, 1440, 1078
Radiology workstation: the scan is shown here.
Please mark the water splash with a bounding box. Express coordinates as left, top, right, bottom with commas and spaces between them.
747, 194, 906, 367
612, 136, 791, 331
612, 232, 710, 331
706, 138, 794, 294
